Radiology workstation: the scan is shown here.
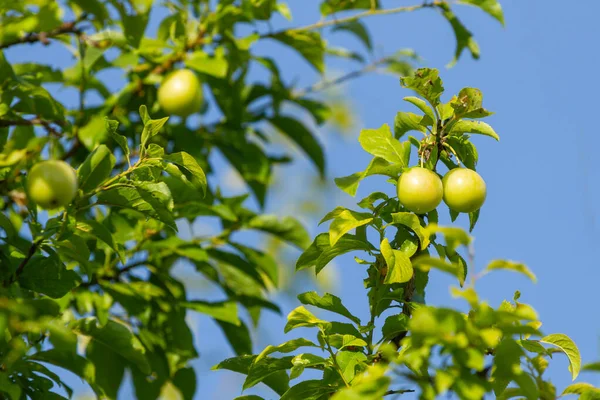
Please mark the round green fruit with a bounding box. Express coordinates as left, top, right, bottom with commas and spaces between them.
397, 167, 443, 214
442, 168, 486, 213
157, 69, 203, 117
27, 160, 78, 210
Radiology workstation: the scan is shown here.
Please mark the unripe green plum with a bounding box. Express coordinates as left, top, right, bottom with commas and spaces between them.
27, 160, 78, 210
397, 167, 443, 214
157, 69, 203, 117
442, 168, 486, 213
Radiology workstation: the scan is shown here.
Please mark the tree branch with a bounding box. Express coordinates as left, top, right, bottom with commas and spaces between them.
384, 389, 415, 396
262, 2, 438, 38
0, 118, 63, 137
0, 14, 88, 49
5, 241, 39, 287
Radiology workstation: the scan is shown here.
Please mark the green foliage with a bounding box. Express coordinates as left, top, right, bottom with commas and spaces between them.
2, 0, 595, 399
217, 69, 600, 399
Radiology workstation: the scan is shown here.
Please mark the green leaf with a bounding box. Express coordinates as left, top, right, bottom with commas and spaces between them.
255, 338, 318, 364
284, 306, 328, 333
485, 260, 537, 283
336, 350, 368, 383
358, 124, 410, 165
281, 380, 337, 400
403, 96, 436, 121
19, 255, 81, 299
450, 120, 499, 140
85, 341, 124, 400
394, 111, 430, 139
246, 214, 310, 249
381, 314, 409, 342
357, 192, 389, 210
298, 291, 361, 325
0, 372, 21, 400
400, 68, 444, 107
331, 374, 390, 399
71, 318, 150, 375
217, 320, 253, 356
412, 255, 465, 286
457, 0, 504, 25
438, 4, 480, 67
296, 233, 375, 273
185, 51, 229, 78
163, 152, 207, 195
77, 144, 116, 193
583, 362, 600, 371
181, 301, 239, 325
97, 182, 177, 232
76, 219, 125, 264
540, 333, 581, 380
214, 355, 289, 396
139, 105, 169, 150
329, 335, 367, 350
562, 383, 596, 395
269, 116, 325, 177
172, 367, 196, 400
381, 238, 413, 284
320, 0, 377, 15
331, 20, 372, 51
104, 118, 130, 165
390, 212, 429, 249
328, 210, 372, 246
29, 350, 96, 389
244, 356, 293, 391
271, 31, 325, 73
335, 156, 405, 196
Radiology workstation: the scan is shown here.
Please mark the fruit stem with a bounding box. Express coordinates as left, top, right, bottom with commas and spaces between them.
442, 142, 461, 166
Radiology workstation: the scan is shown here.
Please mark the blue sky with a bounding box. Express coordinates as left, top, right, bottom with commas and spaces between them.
6, 0, 600, 398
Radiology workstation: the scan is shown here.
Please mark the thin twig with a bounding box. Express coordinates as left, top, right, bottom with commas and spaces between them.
384, 389, 415, 396
5, 241, 39, 286
0, 118, 63, 137
0, 14, 89, 49
262, 3, 437, 38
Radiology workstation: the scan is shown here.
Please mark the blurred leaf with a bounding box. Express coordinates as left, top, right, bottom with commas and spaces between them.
218, 320, 253, 356
331, 20, 372, 51
271, 31, 325, 73
437, 4, 480, 67
181, 300, 240, 325
457, 0, 504, 25
246, 214, 310, 249
485, 260, 536, 283
185, 51, 229, 78
270, 116, 325, 177
71, 318, 150, 375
